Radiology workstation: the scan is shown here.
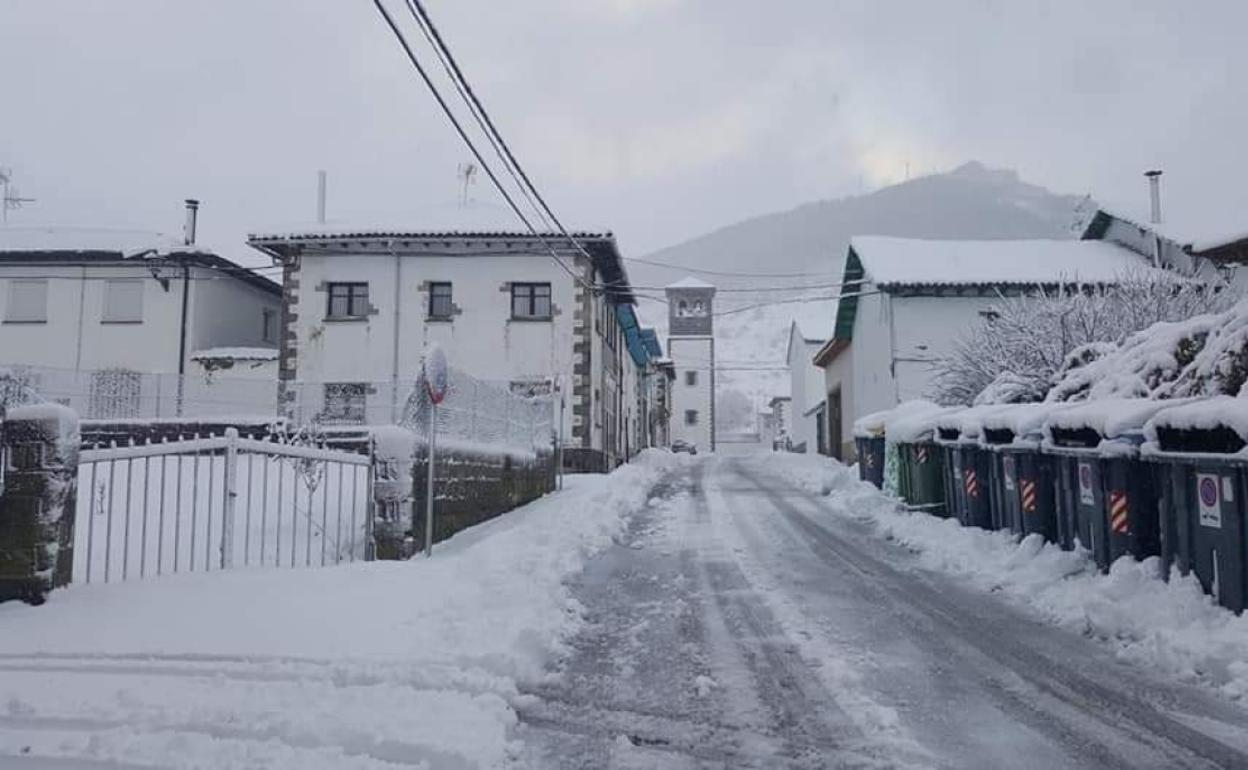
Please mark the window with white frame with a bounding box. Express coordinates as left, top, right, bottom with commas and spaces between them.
685, 370, 697, 386
5, 279, 48, 323
102, 279, 144, 323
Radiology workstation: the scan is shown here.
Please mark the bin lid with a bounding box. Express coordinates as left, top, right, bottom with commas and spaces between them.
935, 404, 1012, 444
888, 403, 958, 444
852, 409, 893, 439
1144, 396, 1248, 456
980, 402, 1076, 448
1046, 398, 1195, 444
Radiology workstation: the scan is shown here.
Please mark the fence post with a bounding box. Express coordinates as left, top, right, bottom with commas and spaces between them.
220, 427, 239, 569
0, 404, 80, 605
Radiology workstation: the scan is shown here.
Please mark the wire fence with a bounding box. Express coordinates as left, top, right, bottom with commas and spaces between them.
1, 364, 555, 455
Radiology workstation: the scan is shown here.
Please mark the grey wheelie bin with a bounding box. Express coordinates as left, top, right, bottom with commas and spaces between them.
891, 405, 954, 515
934, 407, 995, 530
1044, 399, 1174, 572
981, 404, 1070, 543
853, 410, 891, 488
1144, 398, 1247, 613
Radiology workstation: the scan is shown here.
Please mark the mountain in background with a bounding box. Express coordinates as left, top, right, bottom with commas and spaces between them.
630, 161, 1090, 432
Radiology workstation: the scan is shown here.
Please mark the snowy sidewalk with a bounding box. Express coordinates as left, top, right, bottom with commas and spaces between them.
0, 451, 684, 769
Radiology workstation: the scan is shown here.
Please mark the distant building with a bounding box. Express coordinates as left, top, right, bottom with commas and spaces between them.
247, 214, 647, 472
0, 219, 281, 418
665, 276, 716, 452
1082, 207, 1248, 285
768, 395, 791, 442
814, 236, 1158, 460
784, 318, 830, 454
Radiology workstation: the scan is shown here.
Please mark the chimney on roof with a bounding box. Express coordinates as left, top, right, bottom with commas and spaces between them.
316, 170, 327, 224
183, 199, 200, 246
1145, 170, 1163, 225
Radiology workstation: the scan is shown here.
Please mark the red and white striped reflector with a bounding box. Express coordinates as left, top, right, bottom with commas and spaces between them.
1021, 479, 1038, 513
964, 469, 979, 498
1110, 490, 1129, 535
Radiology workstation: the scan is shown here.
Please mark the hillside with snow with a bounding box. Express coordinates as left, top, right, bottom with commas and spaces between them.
630, 162, 1090, 423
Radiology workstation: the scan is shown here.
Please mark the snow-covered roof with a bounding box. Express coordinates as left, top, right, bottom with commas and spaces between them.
191, 347, 280, 362
248, 202, 608, 242
849, 236, 1153, 288
1091, 205, 1248, 255
0, 226, 189, 256
665, 275, 715, 290
788, 300, 835, 344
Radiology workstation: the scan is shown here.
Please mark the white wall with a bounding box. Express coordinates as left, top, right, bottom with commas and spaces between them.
821, 344, 854, 458
289, 251, 574, 433
190, 268, 282, 356
786, 332, 826, 453
668, 336, 713, 450
848, 288, 1001, 426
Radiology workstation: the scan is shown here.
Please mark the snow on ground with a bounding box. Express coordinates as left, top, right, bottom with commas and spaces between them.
749, 452, 1248, 702
0, 450, 685, 769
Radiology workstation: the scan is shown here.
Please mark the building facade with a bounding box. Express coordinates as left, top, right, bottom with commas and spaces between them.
0, 226, 281, 418
784, 319, 829, 454
815, 236, 1157, 460
665, 277, 716, 452
247, 224, 645, 472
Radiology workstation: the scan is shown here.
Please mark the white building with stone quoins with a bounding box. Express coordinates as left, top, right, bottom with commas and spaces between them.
664, 276, 716, 453
248, 212, 644, 472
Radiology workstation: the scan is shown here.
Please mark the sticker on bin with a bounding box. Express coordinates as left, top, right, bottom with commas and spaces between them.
1110, 490, 1129, 534
916, 445, 929, 464
1003, 456, 1016, 491
1197, 473, 1222, 529
1078, 462, 1094, 506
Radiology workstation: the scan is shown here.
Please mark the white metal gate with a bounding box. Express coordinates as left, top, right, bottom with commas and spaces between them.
75, 429, 373, 584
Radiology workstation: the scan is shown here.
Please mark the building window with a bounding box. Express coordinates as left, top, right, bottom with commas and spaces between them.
327, 282, 370, 319
429, 282, 453, 319
685, 409, 698, 426
685, 370, 697, 386
511, 282, 552, 320
262, 308, 276, 342
102, 279, 144, 323
323, 383, 367, 424
5, 279, 48, 323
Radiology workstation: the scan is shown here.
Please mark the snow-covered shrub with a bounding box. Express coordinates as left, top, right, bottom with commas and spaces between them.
932, 271, 1237, 406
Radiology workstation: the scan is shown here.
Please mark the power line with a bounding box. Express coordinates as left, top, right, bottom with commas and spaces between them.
622, 255, 838, 279
369, 0, 589, 289
404, 0, 608, 277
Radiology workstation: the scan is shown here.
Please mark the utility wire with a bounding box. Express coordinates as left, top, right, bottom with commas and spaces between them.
399, 0, 601, 287
369, 0, 590, 289
622, 255, 838, 278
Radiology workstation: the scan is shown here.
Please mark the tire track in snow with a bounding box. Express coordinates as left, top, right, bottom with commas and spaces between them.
738, 460, 1248, 770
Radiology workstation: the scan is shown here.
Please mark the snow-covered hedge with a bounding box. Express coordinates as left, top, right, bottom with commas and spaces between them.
933, 272, 1237, 407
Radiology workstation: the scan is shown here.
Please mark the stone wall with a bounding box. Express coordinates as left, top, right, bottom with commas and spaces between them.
410, 446, 556, 551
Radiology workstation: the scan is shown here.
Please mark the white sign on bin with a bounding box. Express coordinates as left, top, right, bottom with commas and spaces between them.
1078, 461, 1095, 506
425, 345, 449, 405
1197, 473, 1222, 529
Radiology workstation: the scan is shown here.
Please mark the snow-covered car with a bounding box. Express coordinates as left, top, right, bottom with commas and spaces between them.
671, 440, 698, 455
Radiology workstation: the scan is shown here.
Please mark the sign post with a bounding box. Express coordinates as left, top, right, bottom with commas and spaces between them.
423, 346, 449, 558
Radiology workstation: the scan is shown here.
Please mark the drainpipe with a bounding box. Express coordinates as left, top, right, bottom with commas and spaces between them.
1145, 170, 1163, 268
390, 240, 401, 423
176, 199, 199, 417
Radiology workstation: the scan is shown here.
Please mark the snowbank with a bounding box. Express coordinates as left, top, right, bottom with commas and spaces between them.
752, 453, 1248, 701
0, 449, 684, 769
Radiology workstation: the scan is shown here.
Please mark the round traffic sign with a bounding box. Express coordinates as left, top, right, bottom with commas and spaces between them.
424, 346, 449, 405
1199, 476, 1219, 508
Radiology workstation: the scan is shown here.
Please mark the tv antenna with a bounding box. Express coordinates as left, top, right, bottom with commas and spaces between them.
456, 162, 477, 207
0, 168, 36, 224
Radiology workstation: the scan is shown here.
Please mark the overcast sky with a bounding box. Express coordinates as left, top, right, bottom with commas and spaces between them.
1, 0, 1246, 267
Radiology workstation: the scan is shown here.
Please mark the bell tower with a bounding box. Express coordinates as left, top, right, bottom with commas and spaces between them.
665, 277, 716, 452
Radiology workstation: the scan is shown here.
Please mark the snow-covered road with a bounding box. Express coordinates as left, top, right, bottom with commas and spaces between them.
2, 452, 1248, 768
518, 458, 1248, 769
